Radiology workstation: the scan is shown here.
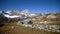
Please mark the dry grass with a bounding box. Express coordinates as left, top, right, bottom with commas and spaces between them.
0, 23, 60, 34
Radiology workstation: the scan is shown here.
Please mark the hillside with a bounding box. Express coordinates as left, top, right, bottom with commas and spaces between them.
31, 12, 60, 25
0, 11, 60, 34
0, 23, 60, 34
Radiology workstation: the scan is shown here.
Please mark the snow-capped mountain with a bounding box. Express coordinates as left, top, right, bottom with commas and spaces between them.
0, 9, 30, 19
6, 10, 12, 14
0, 9, 42, 19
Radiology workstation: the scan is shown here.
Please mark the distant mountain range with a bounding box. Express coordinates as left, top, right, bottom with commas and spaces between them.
0, 9, 60, 25
0, 9, 42, 23
0, 9, 42, 18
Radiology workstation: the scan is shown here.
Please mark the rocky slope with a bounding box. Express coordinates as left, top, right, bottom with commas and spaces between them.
31, 12, 60, 25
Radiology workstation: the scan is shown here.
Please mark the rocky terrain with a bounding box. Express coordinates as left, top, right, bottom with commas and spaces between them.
31, 12, 60, 25
0, 23, 60, 34
0, 10, 60, 34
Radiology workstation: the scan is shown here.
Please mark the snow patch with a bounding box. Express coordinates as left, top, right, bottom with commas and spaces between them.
4, 14, 19, 18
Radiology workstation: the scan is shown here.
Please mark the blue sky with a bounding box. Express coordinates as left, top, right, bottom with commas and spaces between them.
0, 0, 60, 14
